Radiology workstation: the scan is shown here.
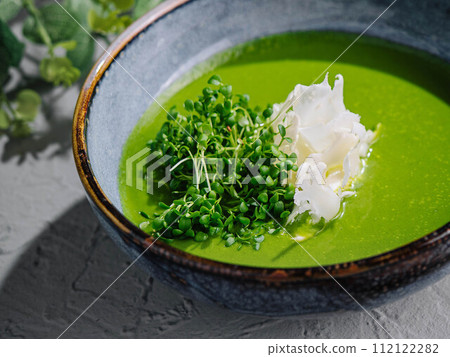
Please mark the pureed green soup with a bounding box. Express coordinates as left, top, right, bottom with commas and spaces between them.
119, 32, 450, 268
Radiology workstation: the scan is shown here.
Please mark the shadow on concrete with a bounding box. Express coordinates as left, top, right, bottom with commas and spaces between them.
1, 119, 73, 164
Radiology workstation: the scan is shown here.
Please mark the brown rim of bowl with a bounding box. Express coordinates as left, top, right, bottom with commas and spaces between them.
73, 0, 450, 283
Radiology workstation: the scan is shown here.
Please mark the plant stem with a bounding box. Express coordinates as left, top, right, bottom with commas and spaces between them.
22, 0, 54, 55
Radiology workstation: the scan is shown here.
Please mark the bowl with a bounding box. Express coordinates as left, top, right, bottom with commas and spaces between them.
73, 0, 450, 315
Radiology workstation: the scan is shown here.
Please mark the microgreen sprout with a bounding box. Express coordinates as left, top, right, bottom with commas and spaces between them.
139, 75, 297, 249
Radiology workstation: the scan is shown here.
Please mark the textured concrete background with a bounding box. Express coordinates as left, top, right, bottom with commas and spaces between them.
1, 3, 450, 339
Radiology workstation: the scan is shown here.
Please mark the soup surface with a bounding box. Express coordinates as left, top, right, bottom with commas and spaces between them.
119, 32, 450, 268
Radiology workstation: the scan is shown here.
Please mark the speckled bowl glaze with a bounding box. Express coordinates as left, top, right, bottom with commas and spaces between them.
73, 0, 450, 315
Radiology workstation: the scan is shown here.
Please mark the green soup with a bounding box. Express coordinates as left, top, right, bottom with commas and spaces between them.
119, 32, 450, 268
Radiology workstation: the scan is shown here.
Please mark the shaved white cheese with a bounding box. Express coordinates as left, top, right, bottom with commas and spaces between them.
288, 180, 341, 224
273, 74, 377, 224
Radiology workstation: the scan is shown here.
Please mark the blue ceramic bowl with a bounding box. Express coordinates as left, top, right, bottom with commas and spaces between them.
73, 0, 450, 315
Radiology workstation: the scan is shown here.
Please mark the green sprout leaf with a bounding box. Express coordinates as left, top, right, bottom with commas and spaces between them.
144, 77, 295, 249
15, 89, 41, 122
184, 99, 194, 112
194, 231, 208, 242
39, 56, 80, 87
207, 74, 222, 86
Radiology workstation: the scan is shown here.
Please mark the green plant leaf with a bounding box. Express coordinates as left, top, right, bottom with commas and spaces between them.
93, 0, 134, 11
133, 0, 164, 19
65, 0, 100, 26
63, 0, 96, 75
54, 40, 78, 50
278, 124, 286, 137
0, 19, 24, 84
88, 8, 132, 34
11, 121, 31, 137
0, 109, 10, 129
15, 89, 41, 122
66, 28, 95, 75
23, 4, 78, 44
112, 0, 134, 11
0, 0, 21, 22
40, 56, 80, 87
0, 20, 23, 66
87, 9, 104, 32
